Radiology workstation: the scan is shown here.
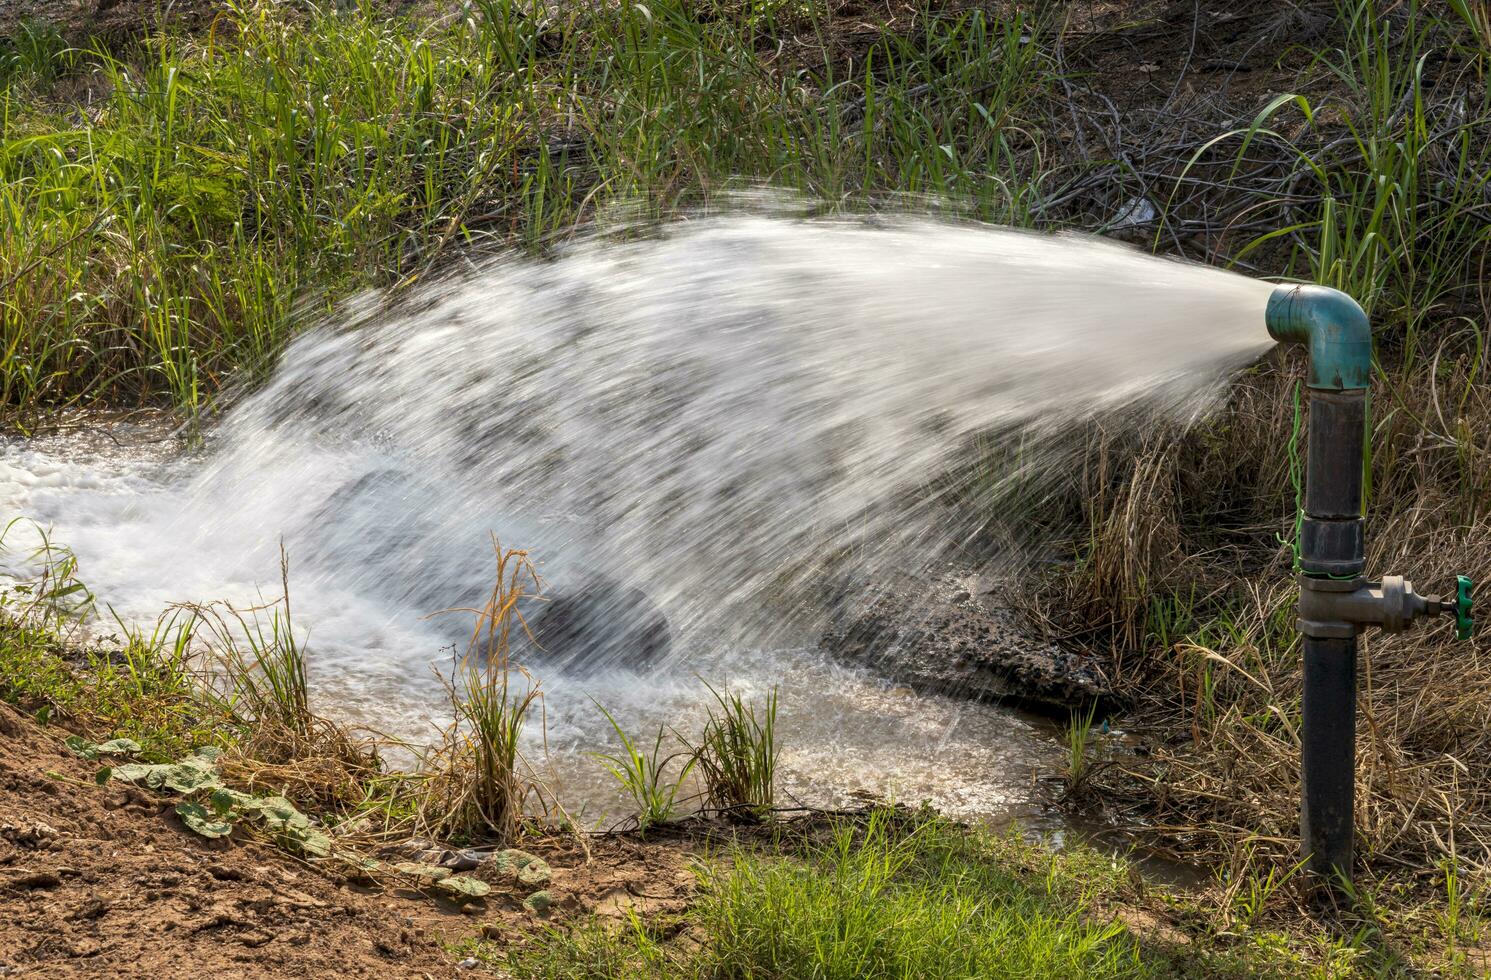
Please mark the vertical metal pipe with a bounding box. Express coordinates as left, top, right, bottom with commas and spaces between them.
1299, 388, 1367, 883
1300, 635, 1357, 880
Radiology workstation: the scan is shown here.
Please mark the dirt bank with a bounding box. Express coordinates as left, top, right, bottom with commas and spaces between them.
0, 699, 702, 978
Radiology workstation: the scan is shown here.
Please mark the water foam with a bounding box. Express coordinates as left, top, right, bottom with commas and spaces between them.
1, 214, 1275, 821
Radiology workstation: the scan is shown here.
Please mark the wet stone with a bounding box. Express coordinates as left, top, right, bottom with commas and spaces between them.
439, 849, 487, 872
820, 566, 1115, 712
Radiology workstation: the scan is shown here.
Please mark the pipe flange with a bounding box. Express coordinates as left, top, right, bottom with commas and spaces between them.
1297, 619, 1358, 639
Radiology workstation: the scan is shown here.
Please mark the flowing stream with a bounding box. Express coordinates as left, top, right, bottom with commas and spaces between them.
1, 214, 1275, 826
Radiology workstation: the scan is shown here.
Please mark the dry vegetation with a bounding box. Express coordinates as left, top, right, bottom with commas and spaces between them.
1032, 2, 1491, 895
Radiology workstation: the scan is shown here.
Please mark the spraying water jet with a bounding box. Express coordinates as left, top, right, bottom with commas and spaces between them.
1265, 283, 1473, 889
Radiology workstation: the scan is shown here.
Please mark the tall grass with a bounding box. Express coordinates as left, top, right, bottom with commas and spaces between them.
1223, 0, 1491, 340
1047, 2, 1491, 917
0, 0, 1054, 417
175, 547, 382, 804
420, 541, 544, 844
187, 548, 312, 745
686, 681, 777, 819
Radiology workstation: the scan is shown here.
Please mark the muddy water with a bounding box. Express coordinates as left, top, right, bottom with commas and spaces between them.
1, 215, 1275, 827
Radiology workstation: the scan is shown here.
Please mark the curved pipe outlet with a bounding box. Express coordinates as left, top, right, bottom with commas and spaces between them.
1265, 284, 1372, 390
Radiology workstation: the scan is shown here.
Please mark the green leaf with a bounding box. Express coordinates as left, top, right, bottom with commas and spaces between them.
109, 762, 157, 783
95, 767, 112, 785
209, 787, 254, 816
63, 735, 136, 759
106, 756, 222, 793
246, 795, 311, 832
288, 827, 333, 858
176, 801, 234, 838
393, 862, 451, 882
34, 705, 51, 727
436, 875, 491, 898
156, 759, 222, 793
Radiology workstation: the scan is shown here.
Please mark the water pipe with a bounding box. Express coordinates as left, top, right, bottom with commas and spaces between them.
1266, 283, 1474, 888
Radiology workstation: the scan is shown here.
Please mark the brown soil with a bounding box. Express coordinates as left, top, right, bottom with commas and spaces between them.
0, 699, 699, 978
1, 0, 213, 42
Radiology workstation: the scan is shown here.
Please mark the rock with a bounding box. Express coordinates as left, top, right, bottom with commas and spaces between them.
484, 848, 551, 889
819, 567, 1114, 712
456, 957, 479, 969
439, 848, 488, 872
484, 577, 671, 674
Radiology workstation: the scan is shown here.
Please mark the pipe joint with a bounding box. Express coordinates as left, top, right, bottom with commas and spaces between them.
1266, 284, 1372, 390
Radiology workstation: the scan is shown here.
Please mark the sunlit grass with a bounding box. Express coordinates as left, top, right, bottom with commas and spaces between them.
0, 0, 1053, 417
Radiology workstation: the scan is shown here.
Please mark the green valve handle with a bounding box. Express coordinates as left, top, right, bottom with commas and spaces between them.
1456, 575, 1474, 641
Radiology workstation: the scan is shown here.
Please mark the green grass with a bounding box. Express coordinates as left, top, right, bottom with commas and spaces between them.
502, 811, 1161, 979
495, 810, 1445, 979
686, 681, 778, 819
0, 0, 1054, 417
1220, 0, 1491, 341
697, 812, 1153, 979
0, 591, 222, 760
593, 699, 696, 834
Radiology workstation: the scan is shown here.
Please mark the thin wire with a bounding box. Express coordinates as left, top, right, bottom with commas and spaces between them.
1278, 380, 1304, 573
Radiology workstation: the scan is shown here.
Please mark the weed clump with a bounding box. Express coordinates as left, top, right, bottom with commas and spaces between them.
593, 700, 696, 834
684, 681, 777, 820
418, 541, 545, 845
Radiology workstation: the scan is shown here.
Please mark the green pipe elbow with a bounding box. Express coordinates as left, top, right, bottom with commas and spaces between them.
1265, 284, 1372, 391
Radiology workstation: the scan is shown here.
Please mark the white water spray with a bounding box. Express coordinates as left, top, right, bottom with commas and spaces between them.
1, 214, 1274, 821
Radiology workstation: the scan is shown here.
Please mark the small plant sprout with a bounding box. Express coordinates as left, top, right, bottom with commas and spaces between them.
1064, 702, 1100, 789
591, 700, 696, 834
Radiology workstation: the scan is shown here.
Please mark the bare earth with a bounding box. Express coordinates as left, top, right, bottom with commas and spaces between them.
0, 700, 699, 978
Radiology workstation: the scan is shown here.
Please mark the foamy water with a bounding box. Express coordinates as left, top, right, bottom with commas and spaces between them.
0, 215, 1274, 825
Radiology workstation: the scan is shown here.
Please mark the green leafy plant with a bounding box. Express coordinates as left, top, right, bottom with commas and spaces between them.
64, 735, 142, 759
592, 700, 696, 833
101, 744, 335, 856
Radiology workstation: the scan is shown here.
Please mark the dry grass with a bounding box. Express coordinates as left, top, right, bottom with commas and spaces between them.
1044, 333, 1491, 912
416, 540, 549, 845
